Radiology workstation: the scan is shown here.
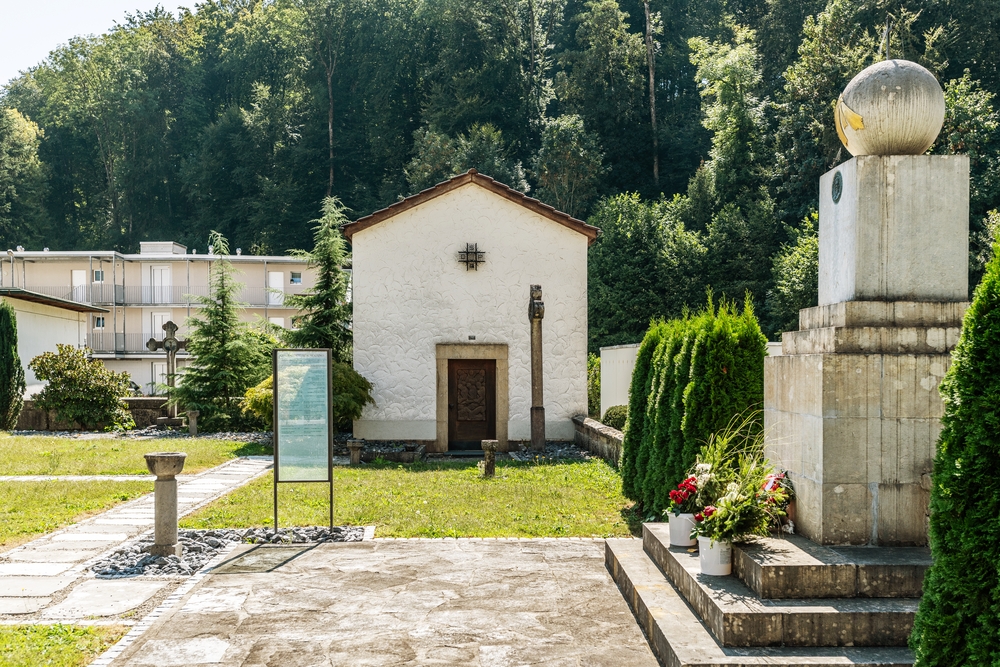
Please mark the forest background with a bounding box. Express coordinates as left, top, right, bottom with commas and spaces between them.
1, 0, 999, 346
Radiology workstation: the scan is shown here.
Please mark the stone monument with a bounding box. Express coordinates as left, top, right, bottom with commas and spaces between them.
144, 452, 187, 557
765, 59, 969, 546
147, 320, 187, 428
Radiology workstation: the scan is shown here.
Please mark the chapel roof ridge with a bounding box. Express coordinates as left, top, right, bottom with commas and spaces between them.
341, 169, 600, 245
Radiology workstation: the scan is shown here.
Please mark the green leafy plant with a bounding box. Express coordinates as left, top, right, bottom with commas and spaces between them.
242, 362, 374, 431
910, 230, 1000, 665
587, 353, 601, 418
28, 344, 134, 431
601, 405, 626, 431
0, 300, 25, 430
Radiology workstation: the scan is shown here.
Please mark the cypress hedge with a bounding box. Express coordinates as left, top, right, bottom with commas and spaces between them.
0, 300, 25, 430
621, 299, 766, 514
910, 238, 1000, 665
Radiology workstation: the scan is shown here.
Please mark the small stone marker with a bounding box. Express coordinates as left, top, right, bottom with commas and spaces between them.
187, 410, 199, 436
144, 452, 187, 557
347, 439, 363, 466
482, 440, 497, 478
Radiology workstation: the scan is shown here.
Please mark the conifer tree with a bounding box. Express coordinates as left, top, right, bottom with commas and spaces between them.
283, 197, 353, 362
621, 322, 664, 501
0, 300, 25, 430
173, 232, 270, 430
910, 234, 1000, 665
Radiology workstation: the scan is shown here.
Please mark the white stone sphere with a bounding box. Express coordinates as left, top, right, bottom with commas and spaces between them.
836, 59, 945, 156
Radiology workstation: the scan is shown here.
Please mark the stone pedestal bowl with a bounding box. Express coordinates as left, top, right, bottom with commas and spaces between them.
144, 452, 187, 479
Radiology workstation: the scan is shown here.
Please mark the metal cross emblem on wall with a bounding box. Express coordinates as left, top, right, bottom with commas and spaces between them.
458, 243, 486, 271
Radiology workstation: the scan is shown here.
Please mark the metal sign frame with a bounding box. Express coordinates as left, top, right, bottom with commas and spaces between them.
272, 348, 333, 532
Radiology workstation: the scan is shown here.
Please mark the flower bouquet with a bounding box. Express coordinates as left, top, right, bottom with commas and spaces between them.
664, 476, 699, 546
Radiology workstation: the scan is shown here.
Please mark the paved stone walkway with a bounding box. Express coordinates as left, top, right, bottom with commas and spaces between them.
0, 457, 272, 622
104, 539, 659, 666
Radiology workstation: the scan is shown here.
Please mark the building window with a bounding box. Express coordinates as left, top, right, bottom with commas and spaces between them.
269, 317, 285, 328
94, 316, 105, 329
290, 272, 302, 284
93, 270, 105, 282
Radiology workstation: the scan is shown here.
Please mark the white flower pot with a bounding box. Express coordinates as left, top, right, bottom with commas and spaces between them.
668, 513, 697, 547
697, 536, 732, 576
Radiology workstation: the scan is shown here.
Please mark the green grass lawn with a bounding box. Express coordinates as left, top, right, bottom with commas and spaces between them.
182, 459, 640, 538
0, 434, 270, 476
0, 624, 128, 667
0, 481, 153, 551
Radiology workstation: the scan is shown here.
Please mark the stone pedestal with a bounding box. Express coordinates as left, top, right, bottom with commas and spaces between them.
347, 440, 363, 466
144, 452, 187, 557
765, 155, 969, 546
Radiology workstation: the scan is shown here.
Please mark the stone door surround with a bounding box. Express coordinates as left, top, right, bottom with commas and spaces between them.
435, 343, 508, 453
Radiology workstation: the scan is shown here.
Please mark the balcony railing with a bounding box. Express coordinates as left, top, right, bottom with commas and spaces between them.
26, 284, 305, 307
86, 333, 154, 354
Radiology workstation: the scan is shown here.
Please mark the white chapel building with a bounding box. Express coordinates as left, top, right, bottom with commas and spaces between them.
343, 170, 598, 453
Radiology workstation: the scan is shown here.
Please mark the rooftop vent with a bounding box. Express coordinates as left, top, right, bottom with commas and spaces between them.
139, 241, 188, 256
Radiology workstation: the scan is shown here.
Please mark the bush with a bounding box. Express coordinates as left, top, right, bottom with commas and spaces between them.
0, 301, 25, 430
621, 298, 766, 515
910, 234, 1000, 665
243, 362, 375, 431
29, 344, 134, 431
601, 405, 627, 430
587, 353, 601, 418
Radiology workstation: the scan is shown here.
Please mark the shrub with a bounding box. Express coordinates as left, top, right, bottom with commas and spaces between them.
29, 344, 134, 431
243, 362, 374, 431
621, 298, 766, 515
587, 353, 601, 418
910, 233, 1000, 665
0, 301, 25, 430
601, 405, 627, 430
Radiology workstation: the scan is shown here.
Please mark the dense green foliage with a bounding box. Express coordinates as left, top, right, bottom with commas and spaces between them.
28, 344, 134, 431
910, 234, 1000, 665
1, 0, 999, 344
601, 405, 627, 430
621, 300, 766, 514
172, 232, 276, 430
0, 301, 24, 430
243, 361, 373, 430
587, 352, 600, 418
281, 197, 353, 361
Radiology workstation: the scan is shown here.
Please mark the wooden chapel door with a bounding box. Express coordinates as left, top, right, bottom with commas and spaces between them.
448, 359, 497, 450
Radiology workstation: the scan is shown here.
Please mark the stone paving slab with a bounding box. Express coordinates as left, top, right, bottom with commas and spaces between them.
43, 579, 170, 619
0, 597, 50, 614
107, 539, 660, 667
0, 575, 77, 597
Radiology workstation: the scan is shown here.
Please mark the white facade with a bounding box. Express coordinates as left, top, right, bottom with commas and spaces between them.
348, 174, 594, 447
599, 343, 639, 418
1, 294, 95, 394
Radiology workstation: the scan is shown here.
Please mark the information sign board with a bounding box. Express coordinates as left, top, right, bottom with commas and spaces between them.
273, 349, 332, 530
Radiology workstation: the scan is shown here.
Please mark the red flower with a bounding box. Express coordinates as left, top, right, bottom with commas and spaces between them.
694, 512, 704, 522
703, 505, 717, 518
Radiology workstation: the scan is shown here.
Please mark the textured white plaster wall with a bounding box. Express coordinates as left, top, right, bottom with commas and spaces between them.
352, 183, 589, 441
3, 297, 88, 392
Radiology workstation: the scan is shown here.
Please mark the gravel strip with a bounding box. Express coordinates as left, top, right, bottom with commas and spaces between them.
91, 527, 365, 578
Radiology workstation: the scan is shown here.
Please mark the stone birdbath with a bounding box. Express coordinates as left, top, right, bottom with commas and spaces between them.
144, 452, 187, 557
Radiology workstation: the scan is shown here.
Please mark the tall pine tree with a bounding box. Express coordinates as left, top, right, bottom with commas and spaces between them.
283, 197, 353, 362
0, 300, 25, 430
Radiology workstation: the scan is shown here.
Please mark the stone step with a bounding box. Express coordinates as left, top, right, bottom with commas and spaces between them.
643, 524, 918, 647
605, 538, 914, 667
733, 535, 931, 599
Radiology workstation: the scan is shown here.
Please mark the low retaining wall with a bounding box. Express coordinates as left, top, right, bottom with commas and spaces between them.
572, 414, 622, 465
15, 397, 170, 431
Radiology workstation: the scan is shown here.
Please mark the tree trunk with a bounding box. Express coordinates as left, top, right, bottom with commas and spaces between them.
644, 1, 659, 187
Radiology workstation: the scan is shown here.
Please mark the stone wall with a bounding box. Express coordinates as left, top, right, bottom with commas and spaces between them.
15, 397, 169, 431
572, 414, 622, 466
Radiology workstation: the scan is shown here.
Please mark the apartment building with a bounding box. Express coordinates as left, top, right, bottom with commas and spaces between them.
1, 241, 315, 395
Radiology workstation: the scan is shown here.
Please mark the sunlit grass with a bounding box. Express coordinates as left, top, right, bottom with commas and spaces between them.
0, 434, 269, 476
0, 481, 153, 551
182, 458, 640, 538
0, 624, 128, 667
